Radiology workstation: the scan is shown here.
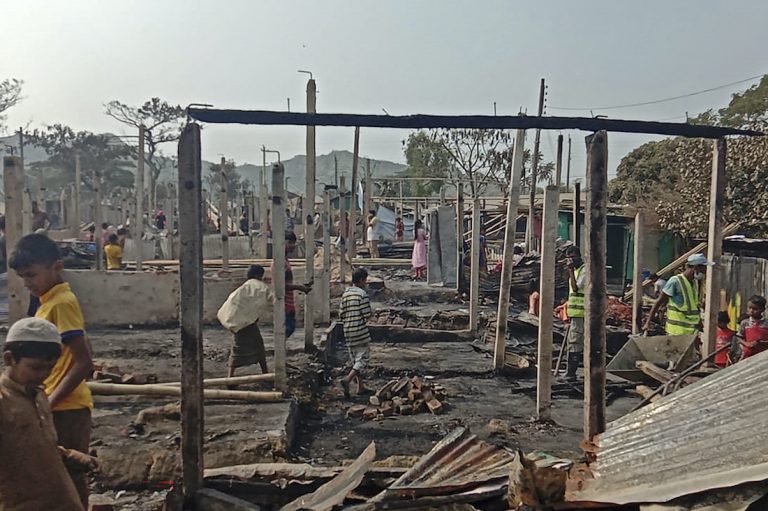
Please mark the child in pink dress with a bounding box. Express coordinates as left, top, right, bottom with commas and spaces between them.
412, 220, 427, 279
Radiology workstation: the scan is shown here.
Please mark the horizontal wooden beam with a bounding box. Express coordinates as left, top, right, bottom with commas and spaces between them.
187, 109, 761, 139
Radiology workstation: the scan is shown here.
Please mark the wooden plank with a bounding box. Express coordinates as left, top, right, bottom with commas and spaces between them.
3, 156, 26, 325
584, 131, 608, 440
305, 77, 317, 352
187, 109, 761, 138
177, 123, 204, 504
702, 138, 726, 357
537, 185, 559, 420
469, 195, 481, 332
494, 130, 526, 369
634, 385, 661, 403
635, 361, 675, 384
632, 211, 644, 334
272, 163, 288, 391
87, 382, 282, 401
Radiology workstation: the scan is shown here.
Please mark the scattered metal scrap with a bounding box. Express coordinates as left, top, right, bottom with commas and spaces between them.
565, 350, 768, 507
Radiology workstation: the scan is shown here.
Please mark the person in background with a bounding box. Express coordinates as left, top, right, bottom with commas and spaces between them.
644, 254, 713, 335
412, 219, 427, 280
339, 268, 372, 398
650, 273, 668, 298
528, 278, 540, 316
84, 225, 95, 242
512, 245, 525, 266
240, 211, 249, 235
366, 210, 380, 258
9, 234, 94, 507
217, 265, 274, 377
104, 234, 123, 271
155, 210, 167, 230
395, 217, 404, 242
736, 295, 768, 360
285, 209, 295, 233
271, 232, 311, 338
0, 317, 97, 511
564, 245, 585, 380
715, 311, 735, 368
116, 227, 129, 250
32, 201, 51, 231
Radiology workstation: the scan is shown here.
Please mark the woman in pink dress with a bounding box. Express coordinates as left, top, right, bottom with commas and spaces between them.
412, 219, 427, 279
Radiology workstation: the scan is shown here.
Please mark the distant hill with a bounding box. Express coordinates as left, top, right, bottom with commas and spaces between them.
0, 134, 407, 198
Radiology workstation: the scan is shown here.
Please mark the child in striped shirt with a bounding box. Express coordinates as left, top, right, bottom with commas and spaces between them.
340, 268, 372, 399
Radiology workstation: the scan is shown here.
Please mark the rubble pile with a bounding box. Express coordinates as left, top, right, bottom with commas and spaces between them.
606, 295, 633, 327
92, 363, 158, 385
347, 376, 447, 421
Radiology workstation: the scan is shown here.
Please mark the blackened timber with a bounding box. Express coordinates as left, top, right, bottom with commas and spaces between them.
186, 109, 760, 139
177, 123, 205, 504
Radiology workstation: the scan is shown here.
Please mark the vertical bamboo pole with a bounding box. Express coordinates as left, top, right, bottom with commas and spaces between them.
494, 130, 526, 369
469, 194, 481, 331
537, 185, 560, 420
272, 163, 288, 391
347, 127, 360, 263
632, 211, 645, 334
304, 78, 317, 351
702, 138, 727, 357
177, 123, 204, 505
584, 131, 608, 440
4, 156, 26, 325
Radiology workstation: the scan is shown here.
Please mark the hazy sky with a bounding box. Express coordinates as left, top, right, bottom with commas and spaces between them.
3, 0, 767, 183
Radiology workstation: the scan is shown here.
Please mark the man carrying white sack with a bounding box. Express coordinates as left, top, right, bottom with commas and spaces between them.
217, 265, 274, 377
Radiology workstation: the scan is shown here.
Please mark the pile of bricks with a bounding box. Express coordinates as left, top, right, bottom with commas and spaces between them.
347, 376, 447, 421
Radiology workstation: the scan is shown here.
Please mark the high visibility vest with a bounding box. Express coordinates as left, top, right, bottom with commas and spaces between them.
665, 274, 700, 335
567, 265, 585, 318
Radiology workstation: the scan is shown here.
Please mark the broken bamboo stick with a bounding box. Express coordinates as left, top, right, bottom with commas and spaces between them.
158, 373, 275, 387
87, 382, 284, 402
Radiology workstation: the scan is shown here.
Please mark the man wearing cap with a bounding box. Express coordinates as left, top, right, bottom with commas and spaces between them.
643, 253, 713, 335
0, 317, 93, 510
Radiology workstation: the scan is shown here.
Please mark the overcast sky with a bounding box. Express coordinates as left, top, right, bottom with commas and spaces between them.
3, 0, 767, 183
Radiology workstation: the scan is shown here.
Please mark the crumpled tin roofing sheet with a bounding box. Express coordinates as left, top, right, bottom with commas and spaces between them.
374, 427, 515, 500
567, 350, 768, 505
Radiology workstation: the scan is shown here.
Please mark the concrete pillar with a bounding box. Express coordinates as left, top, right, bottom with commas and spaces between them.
537, 186, 560, 420
135, 126, 145, 271
4, 156, 27, 325
94, 170, 103, 270
304, 77, 317, 351
469, 195, 481, 331
632, 211, 645, 334
219, 156, 229, 270
272, 163, 288, 391
347, 127, 360, 263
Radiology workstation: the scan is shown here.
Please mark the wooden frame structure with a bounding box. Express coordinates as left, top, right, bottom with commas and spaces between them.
178, 107, 757, 505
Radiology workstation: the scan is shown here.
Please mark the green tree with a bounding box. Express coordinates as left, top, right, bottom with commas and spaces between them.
0, 78, 23, 131
610, 74, 768, 236
26, 124, 134, 197
205, 159, 242, 201
104, 97, 185, 186
402, 131, 452, 196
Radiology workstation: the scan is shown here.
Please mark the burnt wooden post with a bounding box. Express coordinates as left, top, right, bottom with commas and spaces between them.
219, 156, 229, 270
469, 193, 481, 332
272, 163, 288, 391
347, 127, 360, 264
322, 189, 332, 322
4, 156, 26, 325
573, 181, 581, 246
339, 175, 347, 283
304, 77, 317, 351
632, 211, 645, 334
73, 153, 82, 236
135, 126, 145, 271
93, 170, 103, 270
456, 182, 465, 292
177, 123, 204, 504
364, 158, 372, 217
537, 185, 560, 420
584, 131, 608, 439
702, 138, 727, 357
493, 130, 526, 369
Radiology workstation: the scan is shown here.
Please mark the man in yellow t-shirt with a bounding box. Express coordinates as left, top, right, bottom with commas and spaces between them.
10, 234, 93, 508
104, 233, 123, 270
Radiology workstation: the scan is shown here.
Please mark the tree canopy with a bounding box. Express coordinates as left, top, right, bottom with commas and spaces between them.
26, 124, 135, 196
0, 78, 23, 132
609, 75, 768, 237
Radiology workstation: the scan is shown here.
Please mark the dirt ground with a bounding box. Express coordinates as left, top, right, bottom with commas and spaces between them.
66, 278, 640, 509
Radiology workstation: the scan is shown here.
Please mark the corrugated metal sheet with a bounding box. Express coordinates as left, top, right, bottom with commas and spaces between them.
373, 427, 515, 500
567, 349, 768, 505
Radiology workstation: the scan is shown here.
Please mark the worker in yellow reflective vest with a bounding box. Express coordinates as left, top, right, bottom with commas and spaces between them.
565, 245, 585, 380
643, 253, 713, 335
